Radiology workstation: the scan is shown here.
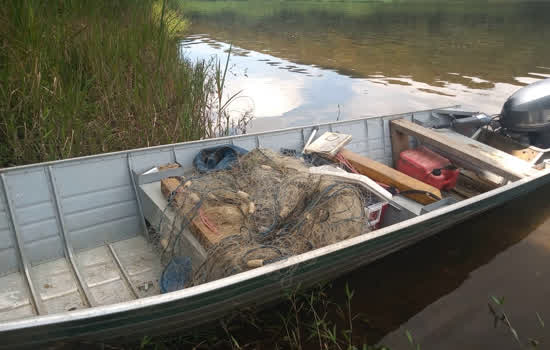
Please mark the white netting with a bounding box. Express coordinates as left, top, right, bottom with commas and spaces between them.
154, 148, 382, 286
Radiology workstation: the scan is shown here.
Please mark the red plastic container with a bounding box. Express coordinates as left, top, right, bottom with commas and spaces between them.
366, 201, 388, 229
397, 146, 459, 190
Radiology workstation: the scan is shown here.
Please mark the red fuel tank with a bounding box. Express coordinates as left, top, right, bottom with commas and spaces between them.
397, 146, 459, 190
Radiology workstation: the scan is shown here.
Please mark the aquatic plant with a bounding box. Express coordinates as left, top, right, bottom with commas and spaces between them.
135, 283, 393, 349
488, 296, 545, 349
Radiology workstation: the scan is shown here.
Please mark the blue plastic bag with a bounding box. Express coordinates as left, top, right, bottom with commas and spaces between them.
160, 256, 192, 293
193, 145, 248, 173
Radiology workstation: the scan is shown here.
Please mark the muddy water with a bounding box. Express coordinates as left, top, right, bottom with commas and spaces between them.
180, 0, 550, 347
330, 184, 550, 347
181, 0, 550, 131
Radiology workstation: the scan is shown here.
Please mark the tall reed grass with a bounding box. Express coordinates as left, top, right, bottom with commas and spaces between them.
0, 0, 248, 167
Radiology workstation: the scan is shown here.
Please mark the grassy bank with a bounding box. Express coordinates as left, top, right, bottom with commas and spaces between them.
0, 0, 245, 167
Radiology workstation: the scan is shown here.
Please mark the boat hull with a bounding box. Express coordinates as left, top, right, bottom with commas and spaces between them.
3, 168, 549, 348
1, 108, 549, 348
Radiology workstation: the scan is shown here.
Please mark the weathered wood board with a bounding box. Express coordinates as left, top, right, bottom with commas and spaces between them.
452, 171, 498, 199
339, 149, 441, 205
477, 129, 540, 163
390, 119, 539, 181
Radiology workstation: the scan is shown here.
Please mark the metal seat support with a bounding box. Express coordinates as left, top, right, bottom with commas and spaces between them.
127, 154, 150, 242
107, 243, 140, 299
46, 166, 96, 308
0, 174, 45, 315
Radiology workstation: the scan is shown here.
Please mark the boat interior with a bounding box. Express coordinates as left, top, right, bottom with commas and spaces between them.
1, 108, 549, 323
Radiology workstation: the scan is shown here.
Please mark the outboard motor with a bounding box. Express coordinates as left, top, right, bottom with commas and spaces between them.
499, 78, 550, 147
424, 78, 550, 145
428, 110, 493, 137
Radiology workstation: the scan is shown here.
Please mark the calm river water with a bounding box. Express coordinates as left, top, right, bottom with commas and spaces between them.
180, 0, 550, 347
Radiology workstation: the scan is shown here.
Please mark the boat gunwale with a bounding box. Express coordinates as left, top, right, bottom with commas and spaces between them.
1, 160, 549, 333
0, 106, 459, 174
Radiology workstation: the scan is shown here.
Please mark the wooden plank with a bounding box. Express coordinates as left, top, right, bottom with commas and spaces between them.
390, 125, 410, 168
390, 119, 539, 181
477, 129, 540, 162
339, 149, 441, 205
452, 185, 478, 199
452, 173, 491, 199
460, 169, 501, 191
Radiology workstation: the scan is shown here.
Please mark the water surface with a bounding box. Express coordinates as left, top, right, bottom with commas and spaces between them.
181, 0, 550, 130
334, 184, 550, 347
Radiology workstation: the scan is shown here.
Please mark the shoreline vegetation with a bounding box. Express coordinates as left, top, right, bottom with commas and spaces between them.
137, 283, 397, 350
0, 0, 250, 168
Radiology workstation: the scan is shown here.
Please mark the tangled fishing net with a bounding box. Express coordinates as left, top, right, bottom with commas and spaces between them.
154, 148, 382, 287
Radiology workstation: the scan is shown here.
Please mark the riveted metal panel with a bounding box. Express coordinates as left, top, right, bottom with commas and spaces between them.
62, 186, 134, 215
130, 149, 175, 175
232, 136, 256, 151
70, 216, 140, 252
5, 169, 51, 209
332, 120, 369, 156
0, 221, 12, 250
15, 202, 55, 227
53, 157, 130, 198
19, 218, 58, 244
0, 244, 18, 276
64, 201, 138, 233
3, 171, 64, 267
25, 236, 64, 266
52, 157, 141, 251
257, 129, 304, 152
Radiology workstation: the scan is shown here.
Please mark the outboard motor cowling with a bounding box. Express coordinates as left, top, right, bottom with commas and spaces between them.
500, 78, 550, 133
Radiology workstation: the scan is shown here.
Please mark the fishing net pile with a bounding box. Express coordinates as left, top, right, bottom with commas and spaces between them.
154, 148, 380, 287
